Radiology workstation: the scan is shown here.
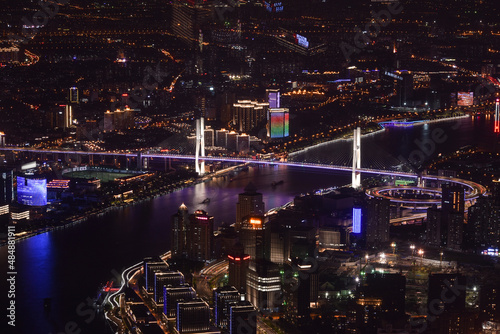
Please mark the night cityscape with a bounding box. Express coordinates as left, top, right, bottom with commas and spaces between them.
2, 0, 500, 333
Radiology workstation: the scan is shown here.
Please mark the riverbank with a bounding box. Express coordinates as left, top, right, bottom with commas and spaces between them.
0, 163, 246, 247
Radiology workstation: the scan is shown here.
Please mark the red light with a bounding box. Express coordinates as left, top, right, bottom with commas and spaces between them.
243, 255, 250, 260
235, 257, 241, 261
228, 255, 234, 260
122, 93, 129, 97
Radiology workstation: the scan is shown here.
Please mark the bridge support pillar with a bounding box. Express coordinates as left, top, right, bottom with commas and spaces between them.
195, 117, 205, 176
352, 127, 361, 189
137, 152, 142, 170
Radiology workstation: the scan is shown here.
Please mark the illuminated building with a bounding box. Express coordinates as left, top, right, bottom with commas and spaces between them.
0, 132, 5, 147
214, 286, 241, 329
187, 210, 214, 261
267, 223, 286, 264
288, 225, 316, 259
69, 87, 79, 104
352, 207, 362, 234
143, 257, 169, 293
0, 204, 8, 216
17, 176, 47, 207
273, 28, 326, 56
153, 271, 185, 306
495, 99, 500, 133
397, 73, 414, 107
103, 107, 136, 132
226, 131, 237, 151
171, 0, 212, 47
246, 259, 281, 311
204, 127, 215, 147
64, 105, 73, 130
349, 297, 382, 333
172, 203, 189, 258
163, 285, 196, 318
176, 298, 211, 333
240, 216, 267, 261
268, 108, 289, 139
232, 100, 268, 133
466, 197, 500, 250
266, 89, 280, 109
47, 180, 70, 190
319, 227, 348, 250
236, 183, 265, 227
236, 134, 250, 153
10, 205, 30, 221
216, 129, 229, 147
0, 168, 14, 204
426, 205, 442, 246
228, 243, 250, 293
364, 198, 390, 248
442, 184, 465, 250
228, 301, 257, 334
480, 280, 500, 325
0, 45, 20, 63
493, 180, 500, 206
283, 260, 318, 320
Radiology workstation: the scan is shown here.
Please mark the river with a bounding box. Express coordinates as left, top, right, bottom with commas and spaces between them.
0, 115, 496, 333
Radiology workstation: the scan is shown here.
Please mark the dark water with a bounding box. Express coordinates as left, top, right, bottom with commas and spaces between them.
0, 115, 496, 334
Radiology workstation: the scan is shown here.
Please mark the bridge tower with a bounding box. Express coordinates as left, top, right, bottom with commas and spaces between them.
495, 98, 500, 133
195, 117, 205, 175
352, 127, 361, 189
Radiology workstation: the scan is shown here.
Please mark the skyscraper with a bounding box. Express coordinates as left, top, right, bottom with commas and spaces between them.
172, 203, 189, 258
228, 242, 250, 294
467, 197, 500, 250
228, 301, 257, 334
176, 298, 211, 333
163, 285, 197, 318
426, 205, 442, 246
187, 210, 214, 261
0, 168, 14, 204
214, 286, 241, 329
266, 89, 281, 109
236, 183, 265, 227
441, 184, 465, 250
232, 100, 268, 133
364, 198, 390, 248
246, 259, 281, 311
268, 108, 290, 139
153, 271, 185, 307
240, 216, 267, 261
171, 0, 212, 47
143, 258, 169, 293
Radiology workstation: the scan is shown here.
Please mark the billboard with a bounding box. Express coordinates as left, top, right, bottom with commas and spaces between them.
17, 176, 47, 206
352, 208, 362, 234
457, 92, 473, 106
294, 34, 309, 48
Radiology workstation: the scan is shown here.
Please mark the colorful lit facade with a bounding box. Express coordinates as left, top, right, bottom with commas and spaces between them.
268, 108, 289, 139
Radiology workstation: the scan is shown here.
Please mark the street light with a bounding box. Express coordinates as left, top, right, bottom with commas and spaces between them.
391, 242, 397, 255
440, 251, 443, 269
410, 244, 415, 257
418, 249, 424, 266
